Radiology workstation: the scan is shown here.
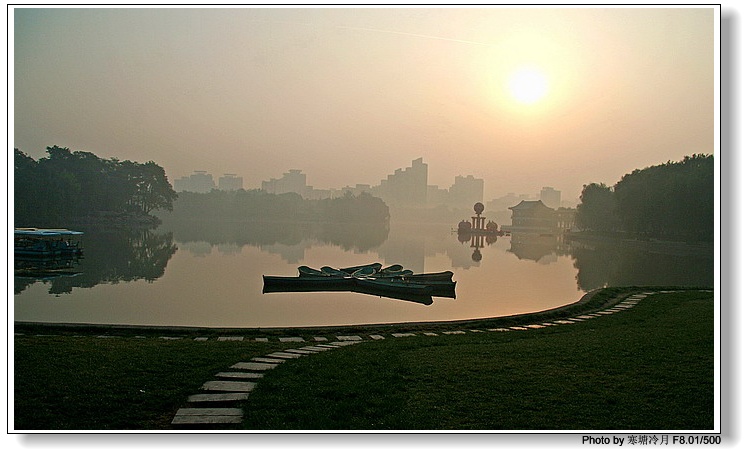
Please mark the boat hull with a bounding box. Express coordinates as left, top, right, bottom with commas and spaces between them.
402, 271, 454, 282
262, 275, 355, 292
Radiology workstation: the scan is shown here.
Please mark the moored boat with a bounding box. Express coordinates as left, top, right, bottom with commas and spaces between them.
372, 269, 413, 278
267, 263, 455, 302
350, 266, 379, 278
354, 277, 433, 295
340, 262, 383, 274
298, 266, 329, 277
263, 275, 355, 293
368, 277, 457, 298
321, 266, 351, 277
402, 270, 454, 283
14, 228, 84, 257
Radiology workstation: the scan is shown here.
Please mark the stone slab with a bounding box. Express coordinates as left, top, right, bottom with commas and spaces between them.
312, 336, 329, 341
329, 341, 361, 346
231, 361, 279, 371
252, 357, 286, 364
488, 328, 511, 332
443, 331, 466, 335
336, 335, 362, 341
176, 407, 243, 416
284, 349, 315, 354
300, 346, 332, 351
423, 332, 439, 336
254, 338, 269, 342
218, 336, 244, 341
279, 337, 305, 342
267, 352, 303, 359
201, 380, 257, 392
370, 335, 386, 340
194, 337, 209, 341
172, 415, 242, 425
187, 393, 249, 403
392, 333, 415, 338
509, 327, 528, 331
215, 371, 264, 379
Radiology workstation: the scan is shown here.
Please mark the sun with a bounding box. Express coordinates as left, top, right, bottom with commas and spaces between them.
507, 66, 549, 105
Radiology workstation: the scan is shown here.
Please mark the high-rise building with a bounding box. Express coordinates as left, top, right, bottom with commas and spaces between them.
449, 175, 484, 206
261, 169, 308, 196
218, 173, 244, 191
540, 186, 561, 209
372, 158, 428, 207
173, 171, 216, 193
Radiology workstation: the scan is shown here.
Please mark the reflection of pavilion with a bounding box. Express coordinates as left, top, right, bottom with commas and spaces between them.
507, 232, 559, 263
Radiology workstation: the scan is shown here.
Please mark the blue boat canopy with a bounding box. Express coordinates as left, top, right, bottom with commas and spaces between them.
15, 228, 84, 237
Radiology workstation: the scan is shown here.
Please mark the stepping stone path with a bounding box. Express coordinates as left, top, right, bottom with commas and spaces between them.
163, 290, 684, 428
171, 341, 363, 428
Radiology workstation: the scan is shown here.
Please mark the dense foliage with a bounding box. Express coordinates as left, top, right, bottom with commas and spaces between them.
165, 189, 390, 223
14, 146, 177, 226
576, 154, 713, 241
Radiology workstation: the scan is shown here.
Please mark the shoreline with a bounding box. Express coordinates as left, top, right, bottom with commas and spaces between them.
14, 286, 678, 338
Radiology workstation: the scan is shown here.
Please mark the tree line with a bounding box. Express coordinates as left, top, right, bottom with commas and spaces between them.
162, 189, 390, 224
14, 146, 177, 226
576, 154, 713, 241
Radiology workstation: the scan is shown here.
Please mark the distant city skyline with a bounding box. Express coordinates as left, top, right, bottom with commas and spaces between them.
174, 157, 569, 208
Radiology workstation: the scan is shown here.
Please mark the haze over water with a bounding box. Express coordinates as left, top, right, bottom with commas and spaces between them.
13, 222, 713, 328
13, 6, 715, 202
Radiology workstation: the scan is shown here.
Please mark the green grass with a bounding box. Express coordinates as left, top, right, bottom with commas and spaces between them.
13, 289, 714, 431
13, 338, 294, 430
244, 290, 714, 430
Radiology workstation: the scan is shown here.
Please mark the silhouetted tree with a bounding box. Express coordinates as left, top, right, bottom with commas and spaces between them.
614, 154, 713, 240
575, 154, 713, 241
13, 146, 176, 225
125, 161, 178, 214
576, 183, 617, 232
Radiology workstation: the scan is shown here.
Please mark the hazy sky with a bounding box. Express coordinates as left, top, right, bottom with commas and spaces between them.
12, 6, 715, 201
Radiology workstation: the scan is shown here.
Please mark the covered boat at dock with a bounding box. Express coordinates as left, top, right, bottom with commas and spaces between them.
14, 228, 84, 257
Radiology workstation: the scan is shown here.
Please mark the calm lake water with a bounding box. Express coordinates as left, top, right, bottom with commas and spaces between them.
13, 221, 714, 328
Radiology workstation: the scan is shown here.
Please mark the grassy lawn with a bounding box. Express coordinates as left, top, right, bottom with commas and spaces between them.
13, 289, 714, 431
13, 337, 295, 430
244, 290, 714, 430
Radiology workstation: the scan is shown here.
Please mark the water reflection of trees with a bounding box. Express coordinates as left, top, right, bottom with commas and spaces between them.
161, 220, 389, 255
451, 230, 713, 290
570, 237, 714, 290
14, 228, 177, 295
